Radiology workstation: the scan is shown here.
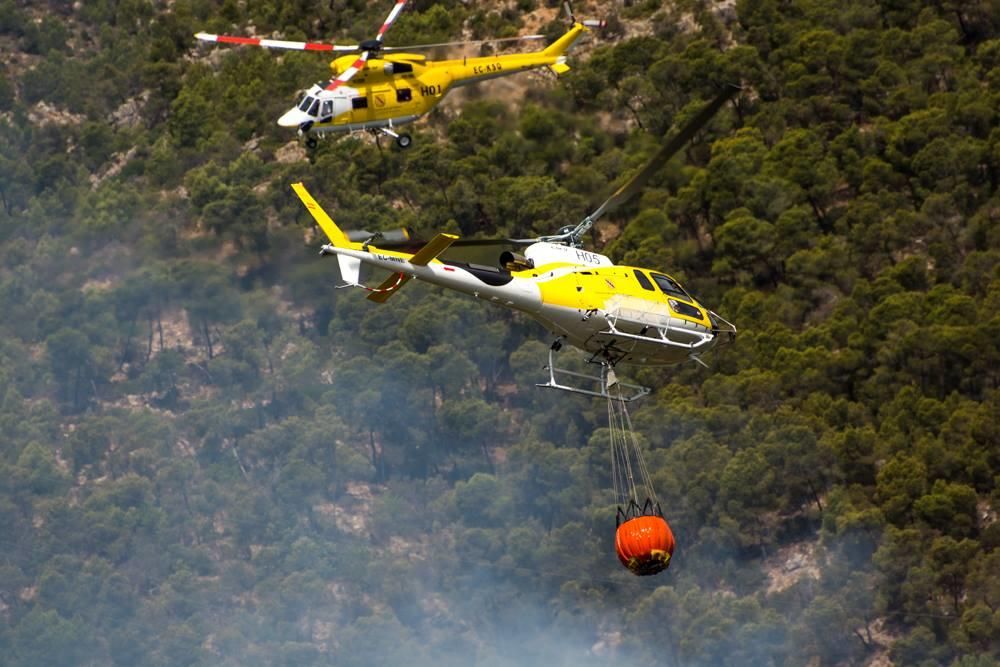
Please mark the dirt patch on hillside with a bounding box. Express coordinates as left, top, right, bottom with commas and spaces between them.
313, 481, 375, 536
764, 540, 821, 594
28, 101, 86, 127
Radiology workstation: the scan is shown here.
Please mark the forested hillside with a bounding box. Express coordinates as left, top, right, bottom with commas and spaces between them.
1, 0, 998, 665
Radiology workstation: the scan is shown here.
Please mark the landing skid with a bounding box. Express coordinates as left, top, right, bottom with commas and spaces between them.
537, 343, 650, 402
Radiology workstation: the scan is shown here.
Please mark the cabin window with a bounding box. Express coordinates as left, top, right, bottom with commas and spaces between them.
393, 62, 413, 74
351, 96, 368, 110
298, 96, 314, 112
396, 88, 412, 102
321, 100, 333, 117
650, 272, 688, 299
634, 270, 655, 291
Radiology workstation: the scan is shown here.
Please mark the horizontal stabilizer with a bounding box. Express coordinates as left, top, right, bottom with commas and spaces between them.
409, 233, 458, 266
367, 273, 412, 303
366, 233, 458, 303
549, 61, 571, 75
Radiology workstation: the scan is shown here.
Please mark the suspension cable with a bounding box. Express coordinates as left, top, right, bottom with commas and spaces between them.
607, 375, 658, 512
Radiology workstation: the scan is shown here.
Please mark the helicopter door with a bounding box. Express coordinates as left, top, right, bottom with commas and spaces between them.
572, 270, 601, 312
370, 87, 393, 120
319, 99, 334, 122
393, 86, 415, 114
330, 97, 352, 124
350, 94, 373, 123
575, 270, 620, 304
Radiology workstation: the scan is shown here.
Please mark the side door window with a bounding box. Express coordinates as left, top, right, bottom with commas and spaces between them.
320, 100, 333, 118
634, 270, 655, 291
351, 96, 368, 110
396, 88, 412, 103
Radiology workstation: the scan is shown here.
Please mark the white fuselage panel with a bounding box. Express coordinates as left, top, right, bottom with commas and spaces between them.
524, 243, 614, 269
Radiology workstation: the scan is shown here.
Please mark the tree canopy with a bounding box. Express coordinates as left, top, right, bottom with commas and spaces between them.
0, 0, 997, 665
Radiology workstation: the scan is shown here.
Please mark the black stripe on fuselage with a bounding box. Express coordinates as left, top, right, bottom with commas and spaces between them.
440, 259, 513, 286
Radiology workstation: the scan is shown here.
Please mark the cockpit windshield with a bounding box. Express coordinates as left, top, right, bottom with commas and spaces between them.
298, 96, 314, 112
650, 273, 691, 300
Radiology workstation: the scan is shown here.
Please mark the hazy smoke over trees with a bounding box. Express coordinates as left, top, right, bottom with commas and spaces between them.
0, 0, 997, 665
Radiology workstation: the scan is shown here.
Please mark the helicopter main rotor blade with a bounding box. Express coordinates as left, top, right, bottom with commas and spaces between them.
586, 84, 740, 225
380, 34, 546, 52
436, 86, 740, 250
195, 32, 359, 52
324, 51, 370, 91
376, 0, 409, 44
448, 238, 537, 247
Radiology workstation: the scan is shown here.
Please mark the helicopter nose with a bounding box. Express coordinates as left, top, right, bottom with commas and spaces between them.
278, 108, 313, 128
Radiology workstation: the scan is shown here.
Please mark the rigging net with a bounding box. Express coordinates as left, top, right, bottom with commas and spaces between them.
606, 368, 675, 576
606, 369, 661, 524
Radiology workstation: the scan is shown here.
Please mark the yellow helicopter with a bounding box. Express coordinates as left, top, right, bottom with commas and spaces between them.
292, 87, 739, 401
196, 0, 598, 149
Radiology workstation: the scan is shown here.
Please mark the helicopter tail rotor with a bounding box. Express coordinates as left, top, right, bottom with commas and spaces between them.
563, 1, 606, 29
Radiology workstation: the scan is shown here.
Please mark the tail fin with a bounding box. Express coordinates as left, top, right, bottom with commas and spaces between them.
291, 182, 351, 247
291, 182, 361, 285
542, 22, 587, 58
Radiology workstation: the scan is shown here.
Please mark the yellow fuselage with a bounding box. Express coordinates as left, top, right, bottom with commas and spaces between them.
289, 23, 586, 135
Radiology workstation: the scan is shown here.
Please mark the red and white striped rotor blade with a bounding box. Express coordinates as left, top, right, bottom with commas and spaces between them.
324, 51, 370, 91
375, 0, 408, 43
195, 32, 358, 52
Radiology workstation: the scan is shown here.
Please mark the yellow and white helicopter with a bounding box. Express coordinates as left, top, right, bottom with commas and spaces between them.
292, 87, 739, 401
196, 0, 598, 149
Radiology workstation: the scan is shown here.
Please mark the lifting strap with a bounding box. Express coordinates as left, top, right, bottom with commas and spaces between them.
607, 375, 659, 516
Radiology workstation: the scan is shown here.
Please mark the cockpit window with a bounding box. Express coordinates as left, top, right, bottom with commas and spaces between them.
634, 270, 655, 291
308, 99, 320, 116
650, 273, 689, 299
298, 96, 314, 112
321, 100, 333, 117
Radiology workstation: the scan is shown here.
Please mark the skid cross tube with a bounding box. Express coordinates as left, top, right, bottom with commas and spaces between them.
536, 346, 651, 402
